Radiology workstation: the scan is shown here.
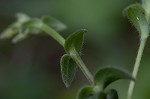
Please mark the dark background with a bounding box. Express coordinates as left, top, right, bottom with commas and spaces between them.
0, 0, 150, 99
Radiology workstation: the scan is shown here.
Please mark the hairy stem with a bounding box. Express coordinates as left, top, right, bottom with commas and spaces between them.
41, 24, 94, 85
127, 38, 147, 99
41, 24, 65, 46
70, 48, 94, 85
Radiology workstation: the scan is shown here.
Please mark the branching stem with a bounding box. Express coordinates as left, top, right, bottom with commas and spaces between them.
41, 24, 94, 85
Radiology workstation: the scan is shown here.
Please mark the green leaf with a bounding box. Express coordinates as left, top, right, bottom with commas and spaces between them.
60, 54, 77, 87
94, 67, 135, 89
77, 86, 94, 99
42, 16, 67, 31
106, 89, 118, 99
123, 4, 149, 39
15, 13, 30, 23
65, 29, 86, 53
142, 0, 150, 21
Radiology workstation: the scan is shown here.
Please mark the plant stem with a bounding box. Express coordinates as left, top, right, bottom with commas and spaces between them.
127, 38, 147, 99
41, 24, 65, 46
41, 24, 94, 85
70, 48, 94, 85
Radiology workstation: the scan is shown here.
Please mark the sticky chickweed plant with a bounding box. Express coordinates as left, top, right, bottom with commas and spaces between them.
0, 0, 150, 99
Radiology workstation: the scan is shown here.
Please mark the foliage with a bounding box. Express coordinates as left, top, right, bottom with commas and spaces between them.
2, 0, 150, 99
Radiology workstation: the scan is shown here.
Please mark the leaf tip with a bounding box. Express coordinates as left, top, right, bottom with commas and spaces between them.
81, 28, 87, 33
65, 83, 70, 88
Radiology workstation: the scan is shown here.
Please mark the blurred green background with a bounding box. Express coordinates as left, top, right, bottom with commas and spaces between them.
0, 0, 150, 99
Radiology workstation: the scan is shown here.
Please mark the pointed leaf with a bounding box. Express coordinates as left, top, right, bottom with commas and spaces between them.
77, 86, 94, 99
107, 89, 118, 99
65, 29, 86, 53
42, 16, 67, 31
94, 67, 135, 89
60, 54, 77, 87
15, 13, 30, 23
123, 4, 149, 39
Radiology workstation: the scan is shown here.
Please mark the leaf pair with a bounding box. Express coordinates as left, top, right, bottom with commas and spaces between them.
60, 30, 135, 91
77, 67, 135, 99
123, 4, 149, 39
60, 29, 86, 87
